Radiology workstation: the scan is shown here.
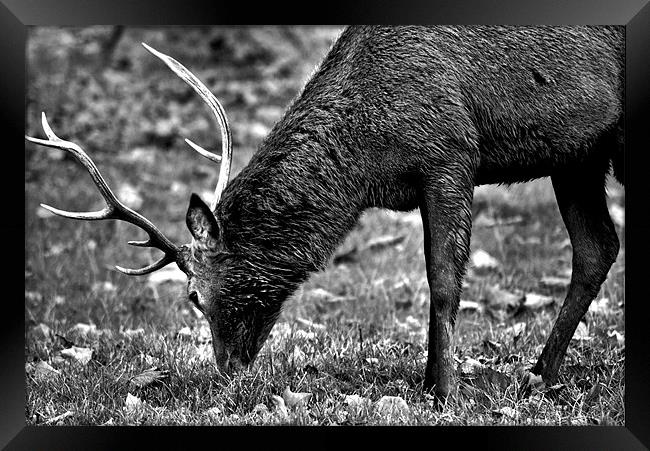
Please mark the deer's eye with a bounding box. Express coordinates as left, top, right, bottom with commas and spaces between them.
189, 291, 201, 310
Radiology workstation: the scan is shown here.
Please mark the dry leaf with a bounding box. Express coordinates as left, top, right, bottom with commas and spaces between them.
189, 344, 214, 364
505, 322, 527, 339
176, 326, 192, 339
26, 361, 60, 381
305, 288, 336, 301
59, 346, 93, 365
458, 357, 510, 391
205, 406, 222, 420
459, 300, 483, 312
252, 403, 269, 416
294, 330, 316, 340
296, 317, 326, 331
344, 394, 371, 409
44, 410, 74, 425
375, 396, 409, 416
470, 249, 500, 270
307, 287, 355, 308
124, 393, 144, 412
282, 386, 312, 408
492, 406, 518, 419
523, 293, 554, 310
483, 285, 523, 311
50, 356, 66, 366
129, 367, 169, 389
123, 328, 145, 338
271, 395, 289, 419
67, 322, 106, 340
139, 353, 159, 366
226, 413, 241, 422
525, 372, 546, 390
458, 357, 485, 376
588, 298, 611, 315
572, 321, 592, 341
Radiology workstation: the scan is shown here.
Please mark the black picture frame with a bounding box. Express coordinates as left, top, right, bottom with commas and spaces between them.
4, 0, 649, 449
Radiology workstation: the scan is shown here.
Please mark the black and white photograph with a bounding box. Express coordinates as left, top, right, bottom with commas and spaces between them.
24, 25, 626, 426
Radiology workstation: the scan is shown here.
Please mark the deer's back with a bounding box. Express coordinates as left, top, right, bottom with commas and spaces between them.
293, 26, 624, 185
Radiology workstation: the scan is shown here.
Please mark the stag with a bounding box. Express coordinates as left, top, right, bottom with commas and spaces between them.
27, 26, 624, 398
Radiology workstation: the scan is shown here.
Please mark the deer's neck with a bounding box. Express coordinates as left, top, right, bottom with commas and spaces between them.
216, 112, 365, 289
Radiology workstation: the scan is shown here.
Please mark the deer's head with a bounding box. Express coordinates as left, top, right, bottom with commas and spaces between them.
26, 44, 279, 374
178, 193, 285, 371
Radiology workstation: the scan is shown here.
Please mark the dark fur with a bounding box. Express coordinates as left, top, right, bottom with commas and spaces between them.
188, 26, 624, 397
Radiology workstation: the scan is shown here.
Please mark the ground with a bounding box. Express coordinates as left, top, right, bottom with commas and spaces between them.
25, 26, 625, 426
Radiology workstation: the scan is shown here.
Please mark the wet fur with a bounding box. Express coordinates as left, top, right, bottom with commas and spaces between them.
192, 26, 624, 393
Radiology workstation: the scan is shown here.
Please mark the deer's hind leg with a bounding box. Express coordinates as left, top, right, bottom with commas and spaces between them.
532, 163, 620, 383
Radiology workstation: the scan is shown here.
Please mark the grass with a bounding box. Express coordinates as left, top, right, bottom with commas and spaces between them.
25, 26, 625, 426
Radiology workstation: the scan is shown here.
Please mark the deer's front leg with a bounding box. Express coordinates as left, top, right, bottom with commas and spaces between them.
419, 169, 474, 399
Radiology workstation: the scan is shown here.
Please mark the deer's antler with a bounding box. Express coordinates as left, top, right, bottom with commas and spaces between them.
26, 112, 180, 275
142, 43, 232, 211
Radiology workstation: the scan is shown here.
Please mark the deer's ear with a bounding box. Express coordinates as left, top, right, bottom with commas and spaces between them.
186, 193, 220, 244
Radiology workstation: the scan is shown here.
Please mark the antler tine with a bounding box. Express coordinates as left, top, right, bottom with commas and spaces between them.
142, 42, 232, 211
184, 138, 222, 163
115, 253, 176, 276
39, 203, 112, 221
26, 112, 180, 275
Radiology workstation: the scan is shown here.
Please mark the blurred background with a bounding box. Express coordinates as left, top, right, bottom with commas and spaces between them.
26, 26, 343, 202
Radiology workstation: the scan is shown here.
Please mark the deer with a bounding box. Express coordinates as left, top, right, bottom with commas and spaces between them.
26, 26, 624, 399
